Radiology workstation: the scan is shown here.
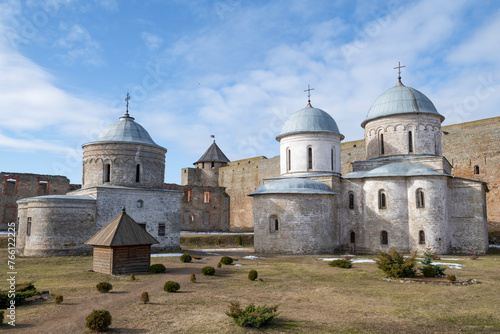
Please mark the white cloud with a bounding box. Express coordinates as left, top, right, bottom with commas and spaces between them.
55, 23, 103, 66
141, 32, 163, 51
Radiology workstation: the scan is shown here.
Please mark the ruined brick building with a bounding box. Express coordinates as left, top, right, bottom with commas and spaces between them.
16, 110, 181, 256
248, 77, 489, 254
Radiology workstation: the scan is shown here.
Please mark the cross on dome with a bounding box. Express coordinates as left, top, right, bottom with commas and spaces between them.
394, 62, 406, 84
304, 84, 314, 105
125, 92, 131, 117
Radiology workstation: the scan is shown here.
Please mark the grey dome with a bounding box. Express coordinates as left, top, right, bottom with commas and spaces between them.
277, 104, 344, 141
249, 178, 336, 195
362, 82, 444, 128
83, 115, 165, 150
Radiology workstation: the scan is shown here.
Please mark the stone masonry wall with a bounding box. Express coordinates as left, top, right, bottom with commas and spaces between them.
0, 172, 70, 230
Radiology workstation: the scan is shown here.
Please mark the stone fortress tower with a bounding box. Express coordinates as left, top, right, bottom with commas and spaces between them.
251, 72, 489, 255
17, 98, 181, 256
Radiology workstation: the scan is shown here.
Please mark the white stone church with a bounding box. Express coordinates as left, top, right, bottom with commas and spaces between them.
250, 77, 489, 255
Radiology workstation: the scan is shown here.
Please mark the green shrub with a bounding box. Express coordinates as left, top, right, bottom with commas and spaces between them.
54, 295, 63, 304
129, 274, 135, 281
201, 266, 216, 276
190, 273, 196, 283
16, 282, 35, 292
248, 270, 258, 281
217, 262, 222, 268
238, 235, 243, 246
447, 274, 457, 282
419, 251, 446, 277
180, 254, 192, 263
0, 310, 3, 325
96, 282, 113, 293
422, 265, 436, 277
164, 281, 180, 293
329, 259, 352, 268
140, 291, 149, 304
375, 248, 417, 278
226, 301, 279, 328
86, 309, 112, 332
220, 256, 233, 265
149, 263, 166, 273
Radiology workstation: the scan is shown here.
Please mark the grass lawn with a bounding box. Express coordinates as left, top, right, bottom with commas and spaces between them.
1, 245, 500, 333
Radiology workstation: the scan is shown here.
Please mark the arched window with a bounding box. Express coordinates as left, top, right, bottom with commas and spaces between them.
136, 164, 141, 182
474, 165, 480, 174
348, 192, 354, 210
416, 188, 425, 208
269, 215, 279, 233
286, 148, 291, 172
419, 230, 425, 245
350, 231, 356, 244
104, 163, 111, 183
307, 147, 313, 170
408, 131, 413, 153
381, 230, 388, 245
211, 161, 215, 169
378, 190, 387, 209
380, 133, 385, 155
331, 148, 335, 171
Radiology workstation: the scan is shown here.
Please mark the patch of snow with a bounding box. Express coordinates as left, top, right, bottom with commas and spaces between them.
181, 231, 253, 235
489, 244, 500, 249
151, 253, 184, 258
430, 262, 463, 269
242, 255, 263, 260
199, 248, 253, 252
352, 259, 376, 263
318, 257, 374, 263
438, 258, 462, 261
234, 264, 243, 266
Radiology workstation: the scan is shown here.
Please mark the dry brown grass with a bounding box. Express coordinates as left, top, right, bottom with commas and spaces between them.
1, 248, 500, 333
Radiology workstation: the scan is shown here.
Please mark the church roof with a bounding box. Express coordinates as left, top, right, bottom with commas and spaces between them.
195, 141, 230, 164
83, 114, 166, 150
343, 161, 445, 179
85, 209, 159, 247
362, 81, 444, 128
276, 104, 344, 141
249, 178, 337, 195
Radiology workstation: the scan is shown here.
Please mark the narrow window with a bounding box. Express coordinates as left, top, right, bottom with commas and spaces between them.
5, 179, 16, 195
158, 223, 165, 236
38, 181, 48, 196
474, 165, 480, 174
269, 215, 279, 233
381, 230, 388, 245
203, 191, 210, 203
104, 163, 111, 183
27, 217, 32, 236
308, 147, 313, 170
211, 161, 215, 169
348, 192, 354, 210
350, 231, 356, 244
286, 148, 291, 172
416, 188, 425, 208
378, 190, 387, 209
137, 200, 144, 208
331, 148, 335, 171
419, 230, 425, 245
183, 189, 192, 203
408, 131, 413, 153
136, 164, 141, 182
202, 162, 205, 169
380, 134, 385, 155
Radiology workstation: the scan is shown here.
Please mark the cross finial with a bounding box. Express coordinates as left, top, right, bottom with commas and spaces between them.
304, 84, 314, 104
125, 92, 131, 116
394, 62, 406, 83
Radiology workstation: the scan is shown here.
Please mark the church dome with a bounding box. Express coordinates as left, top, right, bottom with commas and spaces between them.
83, 114, 165, 150
276, 104, 344, 141
361, 81, 444, 128
249, 178, 336, 195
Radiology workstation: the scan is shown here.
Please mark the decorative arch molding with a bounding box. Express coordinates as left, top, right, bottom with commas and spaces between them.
113, 158, 123, 165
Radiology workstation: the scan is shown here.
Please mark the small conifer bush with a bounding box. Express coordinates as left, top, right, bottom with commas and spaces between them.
0, 310, 4, 325
164, 281, 180, 293
238, 235, 243, 246
201, 266, 216, 276
329, 259, 352, 268
447, 274, 457, 282
180, 254, 192, 263
149, 263, 166, 273
86, 309, 112, 332
140, 291, 149, 304
190, 273, 196, 283
375, 247, 417, 278
54, 295, 63, 304
420, 251, 446, 277
217, 262, 222, 268
422, 265, 436, 277
96, 282, 113, 293
226, 301, 279, 328
248, 269, 258, 281
129, 274, 135, 281
220, 256, 233, 265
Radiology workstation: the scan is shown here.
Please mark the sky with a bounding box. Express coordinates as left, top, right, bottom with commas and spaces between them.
0, 0, 499, 185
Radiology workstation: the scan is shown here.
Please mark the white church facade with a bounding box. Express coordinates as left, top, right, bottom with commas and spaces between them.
250, 78, 489, 255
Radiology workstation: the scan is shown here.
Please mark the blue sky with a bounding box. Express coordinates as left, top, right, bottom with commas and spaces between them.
0, 0, 499, 185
